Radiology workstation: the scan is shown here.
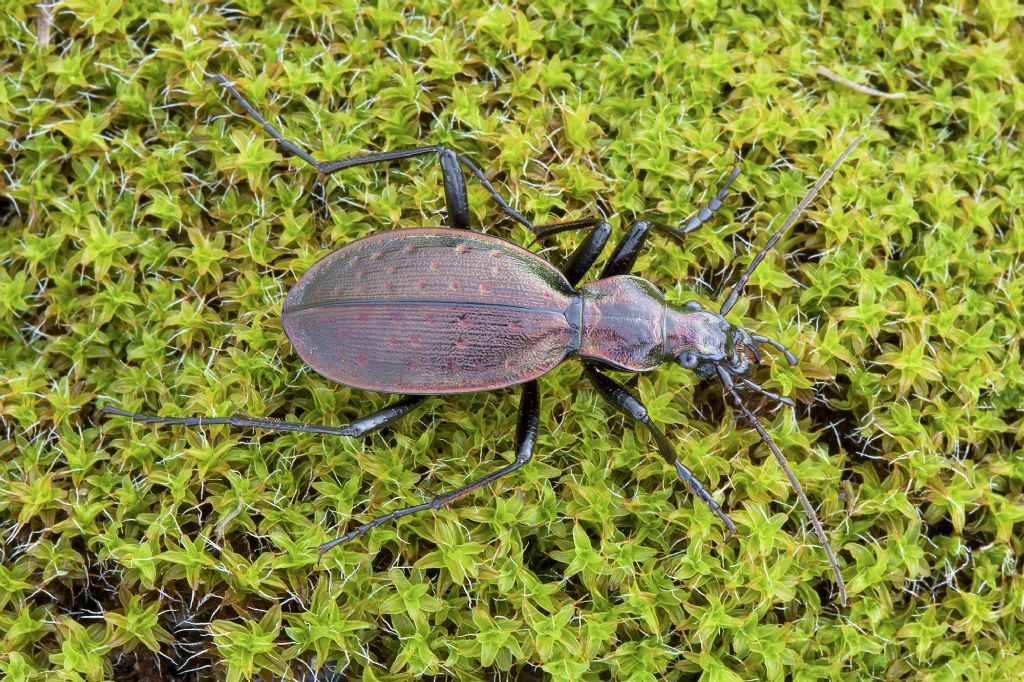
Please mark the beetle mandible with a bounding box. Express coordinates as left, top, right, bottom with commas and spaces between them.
102, 75, 861, 605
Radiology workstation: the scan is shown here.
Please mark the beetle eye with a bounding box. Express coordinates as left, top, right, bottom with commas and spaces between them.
679, 351, 699, 369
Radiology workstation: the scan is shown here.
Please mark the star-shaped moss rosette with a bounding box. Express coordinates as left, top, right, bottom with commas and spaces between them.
1, 2, 1021, 680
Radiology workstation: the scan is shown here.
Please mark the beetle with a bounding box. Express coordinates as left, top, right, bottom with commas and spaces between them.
102, 75, 861, 605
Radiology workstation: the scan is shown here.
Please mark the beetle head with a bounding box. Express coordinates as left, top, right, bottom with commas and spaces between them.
669, 301, 761, 379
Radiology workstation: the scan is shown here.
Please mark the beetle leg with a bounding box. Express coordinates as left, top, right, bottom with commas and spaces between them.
600, 163, 738, 273
210, 75, 531, 232
316, 381, 540, 557
541, 219, 656, 283
531, 217, 606, 240
599, 220, 655, 278
534, 165, 739, 267
654, 165, 741, 243
600, 166, 739, 276
583, 364, 736, 538
542, 219, 657, 279
99, 395, 427, 438
561, 221, 612, 287
318, 146, 472, 230
456, 154, 533, 230
727, 372, 795, 407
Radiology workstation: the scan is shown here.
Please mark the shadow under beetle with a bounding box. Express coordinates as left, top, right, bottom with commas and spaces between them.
102, 75, 861, 605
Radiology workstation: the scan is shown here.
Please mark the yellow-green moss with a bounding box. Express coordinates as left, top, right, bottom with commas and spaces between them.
1, 1, 1022, 680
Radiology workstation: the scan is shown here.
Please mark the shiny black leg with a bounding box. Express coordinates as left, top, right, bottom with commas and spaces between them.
535, 165, 740, 265
321, 145, 471, 230
561, 221, 611, 287
317, 381, 540, 556
600, 220, 654, 277
602, 164, 739, 272
532, 217, 606, 239
211, 75, 530, 231
751, 333, 799, 366
457, 153, 533, 230
547, 219, 656, 282
556, 218, 653, 286
583, 364, 735, 537
99, 396, 427, 438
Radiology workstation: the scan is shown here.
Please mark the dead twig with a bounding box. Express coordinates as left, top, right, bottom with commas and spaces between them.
36, 2, 54, 47
817, 65, 906, 100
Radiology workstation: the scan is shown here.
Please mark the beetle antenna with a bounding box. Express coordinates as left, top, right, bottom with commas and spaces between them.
716, 365, 847, 606
720, 136, 863, 316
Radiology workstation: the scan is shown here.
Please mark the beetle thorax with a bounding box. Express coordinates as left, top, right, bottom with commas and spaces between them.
577, 276, 668, 372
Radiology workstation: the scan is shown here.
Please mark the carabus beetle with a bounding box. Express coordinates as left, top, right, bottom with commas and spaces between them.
103, 75, 861, 604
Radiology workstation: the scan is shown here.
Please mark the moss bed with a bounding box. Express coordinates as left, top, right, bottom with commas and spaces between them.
1, 1, 1023, 680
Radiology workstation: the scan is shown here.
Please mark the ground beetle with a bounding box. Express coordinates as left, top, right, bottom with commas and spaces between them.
103, 75, 861, 605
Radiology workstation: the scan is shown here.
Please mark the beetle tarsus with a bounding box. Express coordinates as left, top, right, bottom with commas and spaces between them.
211, 74, 531, 232
675, 461, 736, 537
658, 163, 742, 242
585, 365, 734, 533
209, 73, 321, 168
98, 395, 428, 438
457, 153, 533, 230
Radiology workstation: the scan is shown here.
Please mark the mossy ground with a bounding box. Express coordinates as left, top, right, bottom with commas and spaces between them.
2, 1, 1023, 680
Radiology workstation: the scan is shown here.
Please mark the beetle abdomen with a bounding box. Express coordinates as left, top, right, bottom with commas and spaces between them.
282, 228, 578, 394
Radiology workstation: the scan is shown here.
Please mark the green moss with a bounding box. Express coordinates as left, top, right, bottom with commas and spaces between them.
2, 1, 1023, 680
